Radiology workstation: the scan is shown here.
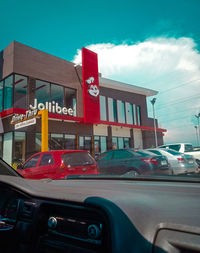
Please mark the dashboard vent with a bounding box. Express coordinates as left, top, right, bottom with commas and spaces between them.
48, 215, 103, 244
19, 201, 36, 218
38, 203, 108, 253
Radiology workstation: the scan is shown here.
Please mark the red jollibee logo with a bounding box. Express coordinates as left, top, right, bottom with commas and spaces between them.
86, 77, 99, 97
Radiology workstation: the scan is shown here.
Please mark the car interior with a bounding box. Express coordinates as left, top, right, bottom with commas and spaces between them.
0, 173, 200, 253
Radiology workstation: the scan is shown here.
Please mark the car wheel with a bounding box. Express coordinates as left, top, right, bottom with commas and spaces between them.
124, 169, 140, 176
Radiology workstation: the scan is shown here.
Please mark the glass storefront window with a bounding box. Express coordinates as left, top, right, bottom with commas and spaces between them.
50, 134, 64, 150
36, 133, 42, 152
100, 136, 107, 153
51, 84, 64, 107
94, 136, 107, 153
112, 137, 118, 149
14, 75, 27, 109
79, 136, 84, 150
3, 132, 13, 165
64, 134, 76, 149
117, 100, 126, 123
4, 75, 13, 110
85, 136, 92, 152
79, 136, 92, 153
36, 80, 50, 104
125, 102, 133, 124
100, 95, 107, 121
118, 137, 124, 149
94, 136, 100, 153
137, 106, 141, 126
0, 81, 3, 112
13, 132, 26, 168
124, 137, 130, 148
112, 137, 130, 150
65, 87, 77, 116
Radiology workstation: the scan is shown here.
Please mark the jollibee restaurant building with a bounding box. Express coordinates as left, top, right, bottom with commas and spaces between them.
0, 41, 166, 166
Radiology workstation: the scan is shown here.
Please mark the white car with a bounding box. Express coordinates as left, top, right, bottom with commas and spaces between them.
147, 148, 198, 175
158, 143, 200, 160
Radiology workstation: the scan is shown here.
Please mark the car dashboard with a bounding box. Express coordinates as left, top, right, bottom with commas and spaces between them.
0, 175, 200, 253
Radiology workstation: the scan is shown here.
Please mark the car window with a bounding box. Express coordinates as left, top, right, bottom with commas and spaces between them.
168, 145, 181, 151
185, 144, 193, 152
99, 152, 113, 161
113, 150, 133, 159
61, 152, 94, 166
148, 150, 162, 156
165, 149, 182, 156
39, 154, 54, 166
23, 154, 40, 169
135, 150, 154, 157
159, 145, 166, 149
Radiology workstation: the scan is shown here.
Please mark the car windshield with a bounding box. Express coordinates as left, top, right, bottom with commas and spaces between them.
134, 150, 156, 157
0, 0, 200, 181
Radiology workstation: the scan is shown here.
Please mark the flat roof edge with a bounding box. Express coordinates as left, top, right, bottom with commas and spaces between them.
99, 77, 158, 97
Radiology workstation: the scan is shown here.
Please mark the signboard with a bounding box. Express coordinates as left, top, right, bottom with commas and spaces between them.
10, 99, 74, 126
29, 99, 74, 115
82, 47, 100, 124
15, 118, 36, 130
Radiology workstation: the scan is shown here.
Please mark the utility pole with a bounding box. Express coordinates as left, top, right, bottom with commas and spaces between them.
150, 98, 158, 148
195, 113, 200, 146
194, 126, 199, 146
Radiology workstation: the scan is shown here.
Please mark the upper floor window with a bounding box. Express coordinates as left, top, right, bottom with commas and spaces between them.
36, 80, 50, 104
65, 87, 77, 116
117, 100, 126, 123
14, 75, 27, 109
100, 95, 107, 121
4, 75, 13, 110
108, 98, 117, 122
51, 83, 64, 107
137, 106, 141, 125
133, 104, 137, 125
125, 102, 133, 124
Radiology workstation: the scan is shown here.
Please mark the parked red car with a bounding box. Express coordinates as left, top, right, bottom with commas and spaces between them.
17, 150, 98, 179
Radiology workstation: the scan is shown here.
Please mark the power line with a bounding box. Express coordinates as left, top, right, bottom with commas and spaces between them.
131, 70, 179, 87
147, 79, 200, 111
155, 93, 200, 111
161, 124, 195, 130
160, 115, 194, 124
158, 108, 200, 119
159, 78, 200, 94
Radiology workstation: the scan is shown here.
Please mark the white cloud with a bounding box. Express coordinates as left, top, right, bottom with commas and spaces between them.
73, 37, 200, 145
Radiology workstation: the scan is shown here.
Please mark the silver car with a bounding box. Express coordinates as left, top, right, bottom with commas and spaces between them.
147, 148, 198, 175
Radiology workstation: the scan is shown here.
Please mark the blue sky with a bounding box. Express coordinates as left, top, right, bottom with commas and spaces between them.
1, 0, 200, 145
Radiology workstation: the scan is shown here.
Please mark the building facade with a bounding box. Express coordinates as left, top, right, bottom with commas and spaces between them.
0, 41, 166, 166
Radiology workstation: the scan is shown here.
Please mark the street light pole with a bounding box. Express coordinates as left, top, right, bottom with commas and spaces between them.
195, 113, 200, 146
151, 98, 158, 148
194, 126, 199, 146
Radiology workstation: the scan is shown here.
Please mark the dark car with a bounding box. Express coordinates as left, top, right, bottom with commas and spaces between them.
97, 149, 171, 176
